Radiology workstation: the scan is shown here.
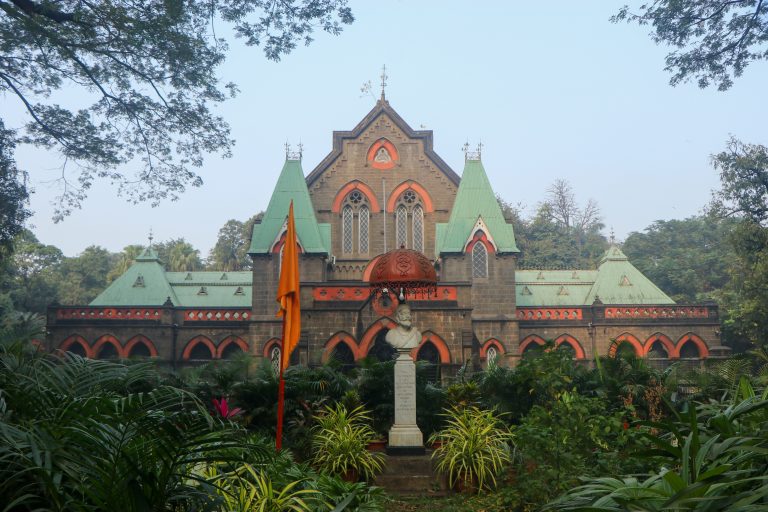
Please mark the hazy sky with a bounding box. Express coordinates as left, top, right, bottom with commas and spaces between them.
11, 2, 768, 257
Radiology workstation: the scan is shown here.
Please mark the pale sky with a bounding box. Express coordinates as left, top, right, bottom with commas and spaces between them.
9, 2, 768, 257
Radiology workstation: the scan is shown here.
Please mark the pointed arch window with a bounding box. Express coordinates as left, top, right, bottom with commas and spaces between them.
342, 205, 354, 254
396, 205, 408, 248
472, 242, 488, 278
413, 205, 424, 253
359, 205, 369, 253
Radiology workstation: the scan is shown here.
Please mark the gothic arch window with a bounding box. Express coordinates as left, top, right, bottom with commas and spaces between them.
395, 205, 408, 248
359, 205, 369, 253
472, 241, 488, 278
340, 190, 370, 255
342, 205, 354, 253
393, 188, 426, 252
270, 346, 281, 375
413, 205, 424, 253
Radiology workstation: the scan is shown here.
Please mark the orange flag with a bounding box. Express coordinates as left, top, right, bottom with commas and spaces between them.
276, 201, 300, 371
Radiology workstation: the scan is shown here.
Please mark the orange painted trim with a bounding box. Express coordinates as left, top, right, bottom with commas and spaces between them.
313, 285, 457, 302
362, 255, 382, 282
322, 332, 360, 362
216, 336, 249, 358
367, 139, 399, 170
517, 308, 583, 321
59, 335, 93, 358
358, 318, 397, 359
411, 332, 451, 363
643, 333, 676, 358
182, 336, 216, 360
480, 338, 506, 359
554, 334, 586, 359
386, 181, 435, 213
262, 338, 282, 358
271, 232, 304, 254
519, 335, 546, 355
92, 334, 123, 358
674, 333, 709, 358
124, 335, 159, 358
331, 181, 381, 213
609, 333, 643, 357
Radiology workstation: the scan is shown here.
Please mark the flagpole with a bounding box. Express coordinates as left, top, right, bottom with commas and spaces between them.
276, 315, 287, 451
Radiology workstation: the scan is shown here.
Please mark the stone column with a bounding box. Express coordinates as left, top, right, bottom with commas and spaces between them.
387, 349, 424, 454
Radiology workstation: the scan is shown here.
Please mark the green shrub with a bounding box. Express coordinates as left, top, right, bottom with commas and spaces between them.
311, 403, 384, 482
429, 405, 513, 493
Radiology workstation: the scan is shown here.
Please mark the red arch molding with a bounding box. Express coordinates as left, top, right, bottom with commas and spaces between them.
411, 331, 451, 363
465, 230, 496, 254
216, 336, 249, 358
59, 335, 93, 358
386, 181, 435, 213
92, 334, 122, 359
519, 334, 546, 355
643, 333, 676, 358
124, 335, 159, 358
322, 331, 360, 362
554, 334, 586, 360
262, 338, 282, 358
608, 333, 643, 357
674, 333, 709, 358
358, 318, 398, 358
331, 181, 381, 213
182, 335, 216, 360
480, 338, 505, 359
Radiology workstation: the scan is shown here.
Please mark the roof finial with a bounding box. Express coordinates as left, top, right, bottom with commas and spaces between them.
285, 140, 302, 160
380, 64, 388, 101
463, 140, 481, 161
148, 228, 154, 249
609, 227, 615, 245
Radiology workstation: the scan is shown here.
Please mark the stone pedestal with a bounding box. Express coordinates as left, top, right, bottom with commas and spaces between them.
388, 349, 424, 454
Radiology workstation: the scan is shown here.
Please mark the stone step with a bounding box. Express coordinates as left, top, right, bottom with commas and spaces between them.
374, 453, 449, 496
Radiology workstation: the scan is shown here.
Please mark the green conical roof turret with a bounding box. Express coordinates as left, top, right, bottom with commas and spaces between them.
248, 159, 330, 254
586, 244, 675, 304
436, 158, 518, 255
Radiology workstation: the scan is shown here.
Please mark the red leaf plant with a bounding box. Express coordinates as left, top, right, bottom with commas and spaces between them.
212, 397, 243, 419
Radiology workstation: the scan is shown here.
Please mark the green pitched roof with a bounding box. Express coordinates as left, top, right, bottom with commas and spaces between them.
247, 159, 329, 254
91, 248, 179, 306
584, 245, 674, 305
437, 159, 519, 255
515, 270, 599, 306
90, 264, 252, 307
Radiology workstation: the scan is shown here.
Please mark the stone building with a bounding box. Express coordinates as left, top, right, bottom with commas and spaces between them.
46, 97, 724, 371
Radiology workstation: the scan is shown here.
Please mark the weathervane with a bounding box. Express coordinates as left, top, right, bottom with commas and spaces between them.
380, 64, 388, 100
609, 227, 616, 245
148, 228, 154, 249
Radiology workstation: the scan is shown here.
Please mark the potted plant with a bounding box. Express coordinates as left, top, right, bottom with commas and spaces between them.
429, 405, 513, 493
311, 403, 385, 482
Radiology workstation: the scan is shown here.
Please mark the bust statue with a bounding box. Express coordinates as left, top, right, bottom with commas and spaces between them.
385, 303, 421, 350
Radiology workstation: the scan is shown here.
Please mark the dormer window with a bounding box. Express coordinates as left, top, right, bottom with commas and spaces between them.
133, 275, 145, 287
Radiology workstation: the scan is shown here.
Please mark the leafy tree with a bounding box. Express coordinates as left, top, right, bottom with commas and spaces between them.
623, 216, 736, 302
0, 121, 30, 259
107, 244, 145, 283
154, 238, 202, 271
710, 137, 768, 224
614, 1, 768, 90
498, 180, 607, 269
56, 245, 117, 304
0, 0, 354, 223
1, 229, 63, 314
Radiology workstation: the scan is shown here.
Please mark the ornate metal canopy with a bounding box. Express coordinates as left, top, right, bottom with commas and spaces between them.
368, 247, 437, 299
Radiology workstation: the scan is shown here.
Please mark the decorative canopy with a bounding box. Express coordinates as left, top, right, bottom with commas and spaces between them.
368, 248, 437, 299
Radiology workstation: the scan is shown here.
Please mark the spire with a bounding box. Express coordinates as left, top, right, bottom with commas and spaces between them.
436, 156, 519, 255
248, 158, 329, 254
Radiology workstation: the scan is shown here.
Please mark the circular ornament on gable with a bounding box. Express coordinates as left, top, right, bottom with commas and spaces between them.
367, 139, 398, 170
